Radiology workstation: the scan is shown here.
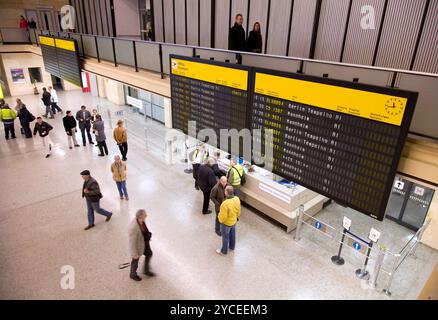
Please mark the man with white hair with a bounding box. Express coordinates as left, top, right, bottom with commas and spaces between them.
128, 209, 155, 281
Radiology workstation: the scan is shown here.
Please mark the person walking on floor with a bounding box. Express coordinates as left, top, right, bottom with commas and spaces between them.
197, 158, 218, 215
76, 105, 94, 146
33, 117, 53, 158
48, 86, 63, 115
210, 176, 228, 236
41, 87, 54, 119
227, 158, 245, 198
0, 104, 17, 140
111, 155, 129, 200
217, 186, 241, 256
93, 115, 108, 156
80, 170, 112, 230
17, 102, 35, 138
128, 209, 155, 281
113, 120, 128, 161
63, 111, 80, 149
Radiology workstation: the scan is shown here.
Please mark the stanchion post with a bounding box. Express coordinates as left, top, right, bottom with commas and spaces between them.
294, 205, 304, 241
383, 254, 399, 296
124, 117, 127, 129
107, 110, 112, 129
144, 127, 149, 151
184, 140, 193, 174
370, 245, 386, 288
355, 242, 373, 280
167, 140, 173, 164
331, 229, 346, 266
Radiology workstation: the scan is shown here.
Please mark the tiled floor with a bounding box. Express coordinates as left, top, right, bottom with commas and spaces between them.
0, 90, 436, 300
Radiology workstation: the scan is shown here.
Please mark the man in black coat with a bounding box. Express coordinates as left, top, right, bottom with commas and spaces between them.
41, 87, 54, 119
18, 105, 35, 138
63, 111, 80, 149
228, 14, 246, 51
75, 105, 94, 146
197, 159, 218, 215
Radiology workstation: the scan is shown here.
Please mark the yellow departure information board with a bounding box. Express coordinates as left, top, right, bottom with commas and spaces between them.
255, 73, 408, 126
171, 58, 248, 91
38, 35, 82, 87
251, 69, 417, 221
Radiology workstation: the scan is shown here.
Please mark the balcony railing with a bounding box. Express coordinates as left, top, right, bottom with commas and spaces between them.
2, 27, 438, 140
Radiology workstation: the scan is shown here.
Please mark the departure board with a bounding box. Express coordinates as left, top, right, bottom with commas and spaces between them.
39, 36, 82, 87
170, 55, 250, 145
251, 68, 417, 220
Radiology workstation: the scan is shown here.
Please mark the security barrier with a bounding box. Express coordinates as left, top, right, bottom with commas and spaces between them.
294, 206, 430, 296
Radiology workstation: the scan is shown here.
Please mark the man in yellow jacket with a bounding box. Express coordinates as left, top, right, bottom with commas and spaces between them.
217, 186, 241, 255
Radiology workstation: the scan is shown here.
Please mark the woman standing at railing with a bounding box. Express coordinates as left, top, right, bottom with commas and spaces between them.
246, 22, 262, 53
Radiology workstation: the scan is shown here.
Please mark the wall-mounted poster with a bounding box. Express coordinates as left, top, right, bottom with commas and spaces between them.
11, 68, 25, 84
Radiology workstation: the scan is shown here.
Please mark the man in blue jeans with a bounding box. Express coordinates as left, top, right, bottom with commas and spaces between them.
80, 170, 113, 230
217, 186, 241, 255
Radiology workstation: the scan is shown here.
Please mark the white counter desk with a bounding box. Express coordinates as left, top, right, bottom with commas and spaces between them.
218, 159, 328, 232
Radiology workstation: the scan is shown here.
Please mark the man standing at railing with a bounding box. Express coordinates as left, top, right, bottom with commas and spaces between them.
228, 14, 246, 64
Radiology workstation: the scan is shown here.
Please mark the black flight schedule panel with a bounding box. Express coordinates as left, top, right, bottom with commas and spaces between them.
251, 68, 417, 220
170, 55, 250, 145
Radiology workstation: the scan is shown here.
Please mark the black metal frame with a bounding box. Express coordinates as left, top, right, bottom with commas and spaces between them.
248, 66, 418, 221
285, 0, 294, 57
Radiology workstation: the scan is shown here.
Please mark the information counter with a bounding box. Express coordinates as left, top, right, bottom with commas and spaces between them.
217, 158, 328, 232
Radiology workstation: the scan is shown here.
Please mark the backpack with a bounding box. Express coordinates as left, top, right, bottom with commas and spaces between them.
29, 112, 36, 122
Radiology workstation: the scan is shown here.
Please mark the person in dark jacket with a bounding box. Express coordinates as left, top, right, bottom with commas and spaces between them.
92, 115, 108, 156
33, 117, 53, 158
63, 111, 80, 149
75, 105, 94, 146
17, 103, 35, 138
228, 14, 246, 52
80, 170, 113, 230
210, 176, 228, 236
197, 159, 218, 215
41, 87, 54, 119
246, 22, 262, 53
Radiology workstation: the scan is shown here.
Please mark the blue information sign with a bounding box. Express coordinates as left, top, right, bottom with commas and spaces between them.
314, 221, 322, 230
353, 242, 361, 251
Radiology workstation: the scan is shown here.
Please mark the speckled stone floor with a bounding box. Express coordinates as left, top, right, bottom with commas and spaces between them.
0, 90, 436, 300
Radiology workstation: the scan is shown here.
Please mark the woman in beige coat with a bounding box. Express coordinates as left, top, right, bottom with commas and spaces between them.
111, 155, 129, 200
128, 209, 155, 281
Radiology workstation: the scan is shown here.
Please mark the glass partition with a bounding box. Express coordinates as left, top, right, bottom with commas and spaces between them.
114, 38, 135, 67
82, 34, 97, 58
398, 73, 438, 139
96, 37, 114, 62
70, 34, 83, 55
304, 61, 392, 87
242, 53, 301, 73
195, 48, 236, 63
135, 41, 161, 72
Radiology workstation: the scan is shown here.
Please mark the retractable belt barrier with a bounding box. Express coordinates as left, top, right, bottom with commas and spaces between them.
294, 207, 431, 296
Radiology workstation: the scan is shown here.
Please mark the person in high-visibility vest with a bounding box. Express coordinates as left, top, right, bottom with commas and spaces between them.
226, 159, 245, 198
0, 104, 17, 140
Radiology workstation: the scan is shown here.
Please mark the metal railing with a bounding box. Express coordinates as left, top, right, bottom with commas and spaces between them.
2, 27, 438, 140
